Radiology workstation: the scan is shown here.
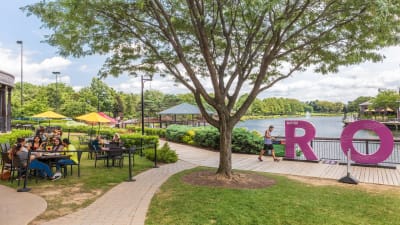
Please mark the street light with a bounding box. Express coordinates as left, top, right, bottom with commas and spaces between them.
16, 40, 23, 115
397, 100, 400, 121
141, 75, 152, 135
97, 90, 106, 112
52, 71, 61, 111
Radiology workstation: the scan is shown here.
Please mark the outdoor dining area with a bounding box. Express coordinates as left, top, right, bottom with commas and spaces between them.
0, 111, 141, 188
0, 134, 138, 189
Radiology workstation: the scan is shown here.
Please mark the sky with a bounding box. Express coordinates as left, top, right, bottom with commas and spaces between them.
0, 1, 399, 104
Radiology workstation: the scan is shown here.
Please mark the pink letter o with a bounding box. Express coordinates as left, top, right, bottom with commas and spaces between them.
341, 120, 394, 164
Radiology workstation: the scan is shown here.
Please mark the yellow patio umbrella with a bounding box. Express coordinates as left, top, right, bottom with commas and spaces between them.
32, 110, 66, 125
76, 112, 111, 135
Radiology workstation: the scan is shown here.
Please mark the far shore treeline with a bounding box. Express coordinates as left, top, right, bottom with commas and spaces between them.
11, 77, 398, 120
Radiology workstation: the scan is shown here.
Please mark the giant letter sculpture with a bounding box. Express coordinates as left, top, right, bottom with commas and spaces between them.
341, 120, 394, 164
285, 120, 318, 161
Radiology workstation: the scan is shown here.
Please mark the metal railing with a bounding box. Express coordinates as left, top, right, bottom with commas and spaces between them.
276, 136, 400, 167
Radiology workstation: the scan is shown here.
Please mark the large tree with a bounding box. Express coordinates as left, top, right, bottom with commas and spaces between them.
25, 0, 400, 178
372, 90, 400, 111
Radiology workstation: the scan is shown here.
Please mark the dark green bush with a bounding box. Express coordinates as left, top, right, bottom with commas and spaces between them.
165, 125, 193, 143
144, 142, 178, 163
166, 125, 263, 154
232, 128, 263, 154
192, 126, 219, 149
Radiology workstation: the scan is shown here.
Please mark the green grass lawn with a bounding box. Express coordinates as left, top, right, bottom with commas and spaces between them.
146, 167, 400, 225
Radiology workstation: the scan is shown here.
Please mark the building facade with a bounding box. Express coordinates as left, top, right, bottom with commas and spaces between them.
0, 71, 14, 132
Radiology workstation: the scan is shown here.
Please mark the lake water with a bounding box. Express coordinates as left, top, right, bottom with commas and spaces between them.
236, 116, 400, 139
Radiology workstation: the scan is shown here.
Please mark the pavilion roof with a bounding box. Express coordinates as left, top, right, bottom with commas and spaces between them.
158, 103, 213, 115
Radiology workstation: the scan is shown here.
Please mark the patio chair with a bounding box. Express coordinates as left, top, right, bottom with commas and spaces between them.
93, 145, 108, 168
108, 147, 124, 168
0, 143, 7, 153
10, 153, 43, 185
61, 150, 83, 177
1, 152, 16, 181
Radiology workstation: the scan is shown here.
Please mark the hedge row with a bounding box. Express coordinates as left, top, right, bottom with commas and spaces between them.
125, 125, 166, 137
0, 130, 34, 144
120, 133, 159, 148
166, 125, 263, 154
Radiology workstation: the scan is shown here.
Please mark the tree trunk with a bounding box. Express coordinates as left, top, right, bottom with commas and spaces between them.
216, 117, 234, 178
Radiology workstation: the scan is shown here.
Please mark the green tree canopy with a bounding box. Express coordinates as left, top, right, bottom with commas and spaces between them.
25, 0, 400, 178
347, 96, 373, 112
372, 90, 400, 110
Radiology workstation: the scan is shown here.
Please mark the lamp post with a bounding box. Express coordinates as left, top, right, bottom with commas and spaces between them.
97, 90, 106, 112
52, 71, 60, 111
16, 40, 23, 116
141, 75, 152, 135
397, 100, 400, 121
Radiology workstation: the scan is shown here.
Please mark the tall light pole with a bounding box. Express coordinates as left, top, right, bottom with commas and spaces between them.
397, 100, 400, 121
141, 75, 152, 135
97, 90, 105, 112
16, 40, 23, 116
52, 71, 60, 111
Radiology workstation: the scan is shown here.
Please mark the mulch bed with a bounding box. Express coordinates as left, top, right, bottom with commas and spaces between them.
182, 170, 276, 189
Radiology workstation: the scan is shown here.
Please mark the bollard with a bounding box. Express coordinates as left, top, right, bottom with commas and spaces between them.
17, 150, 31, 192
153, 143, 159, 168
126, 146, 136, 182
338, 148, 359, 184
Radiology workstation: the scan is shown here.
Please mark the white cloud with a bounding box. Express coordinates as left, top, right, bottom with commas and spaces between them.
72, 85, 84, 92
260, 46, 400, 102
111, 75, 189, 94
1, 40, 399, 104
0, 44, 72, 85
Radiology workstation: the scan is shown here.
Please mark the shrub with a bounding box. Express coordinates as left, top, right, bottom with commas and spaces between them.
166, 125, 193, 143
232, 128, 263, 154
192, 126, 220, 149
182, 130, 195, 145
120, 133, 159, 148
125, 125, 166, 137
167, 125, 264, 153
0, 130, 34, 144
145, 142, 178, 163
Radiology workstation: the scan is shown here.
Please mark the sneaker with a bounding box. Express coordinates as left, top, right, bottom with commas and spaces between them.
258, 157, 263, 162
51, 174, 62, 181
274, 158, 280, 162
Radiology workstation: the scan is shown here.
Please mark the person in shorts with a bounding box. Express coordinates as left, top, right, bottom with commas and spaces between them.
258, 125, 280, 162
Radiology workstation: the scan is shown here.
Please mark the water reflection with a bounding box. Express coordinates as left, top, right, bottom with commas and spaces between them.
236, 116, 400, 139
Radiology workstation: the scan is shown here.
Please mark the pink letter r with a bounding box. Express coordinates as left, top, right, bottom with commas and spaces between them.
285, 120, 318, 161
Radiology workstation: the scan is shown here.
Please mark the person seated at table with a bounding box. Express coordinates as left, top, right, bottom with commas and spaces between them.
53, 138, 77, 179
53, 127, 63, 138
32, 135, 46, 151
9, 143, 59, 180
51, 137, 64, 152
17, 137, 30, 153
112, 133, 120, 144
91, 135, 103, 150
17, 137, 42, 157
36, 126, 48, 142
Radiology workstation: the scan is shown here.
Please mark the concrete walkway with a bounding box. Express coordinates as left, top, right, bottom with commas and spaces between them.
0, 185, 47, 225
41, 160, 196, 225
1, 139, 399, 225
